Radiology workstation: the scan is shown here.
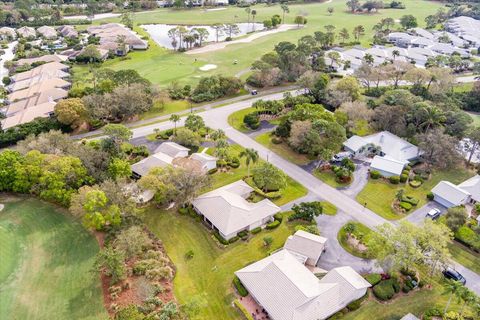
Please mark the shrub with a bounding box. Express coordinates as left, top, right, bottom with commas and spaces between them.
364, 273, 382, 286
228, 236, 240, 244
228, 157, 240, 168
400, 202, 413, 211
208, 168, 218, 174
266, 220, 280, 229
178, 207, 188, 215
409, 180, 422, 188
370, 170, 381, 179
402, 169, 410, 175
213, 231, 229, 245
400, 174, 408, 182
264, 191, 282, 199
455, 226, 480, 252
250, 227, 262, 234
426, 192, 434, 200
389, 176, 400, 184
233, 276, 248, 297
238, 230, 248, 240
273, 213, 283, 222
423, 307, 442, 320
271, 137, 282, 144
372, 278, 399, 301
401, 195, 419, 206
243, 112, 260, 129
234, 300, 253, 320
346, 294, 367, 311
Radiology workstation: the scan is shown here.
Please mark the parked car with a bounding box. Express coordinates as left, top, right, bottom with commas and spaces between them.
426, 208, 441, 220
330, 152, 353, 163
250, 90, 258, 95
443, 268, 466, 285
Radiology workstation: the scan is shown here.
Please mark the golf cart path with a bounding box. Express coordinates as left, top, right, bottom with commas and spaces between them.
185, 24, 298, 55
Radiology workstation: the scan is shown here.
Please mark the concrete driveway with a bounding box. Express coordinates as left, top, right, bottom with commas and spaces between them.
403, 202, 446, 225
339, 162, 370, 198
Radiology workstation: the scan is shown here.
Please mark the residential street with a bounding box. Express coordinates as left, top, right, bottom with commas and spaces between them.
97, 90, 480, 294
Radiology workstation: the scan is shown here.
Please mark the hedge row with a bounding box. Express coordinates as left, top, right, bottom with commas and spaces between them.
455, 226, 480, 252
234, 300, 254, 320
372, 278, 400, 301
233, 277, 249, 297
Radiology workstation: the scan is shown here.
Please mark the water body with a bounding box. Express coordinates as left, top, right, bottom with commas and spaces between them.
142, 23, 264, 49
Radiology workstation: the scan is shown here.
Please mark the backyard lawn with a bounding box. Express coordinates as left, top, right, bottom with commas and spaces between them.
139, 99, 191, 120
73, 0, 441, 88
206, 144, 307, 206
143, 209, 307, 320
254, 132, 311, 166
0, 197, 106, 320
356, 168, 475, 220
468, 112, 480, 127
448, 241, 480, 275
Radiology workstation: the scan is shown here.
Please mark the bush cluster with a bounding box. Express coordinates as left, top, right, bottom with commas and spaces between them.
389, 176, 400, 184
370, 170, 381, 179
372, 278, 400, 301
399, 202, 413, 211
266, 220, 281, 229
364, 273, 382, 286
233, 276, 248, 297
455, 226, 480, 252
250, 227, 262, 234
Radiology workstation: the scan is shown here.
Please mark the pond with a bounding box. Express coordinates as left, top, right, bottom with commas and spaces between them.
142, 23, 264, 49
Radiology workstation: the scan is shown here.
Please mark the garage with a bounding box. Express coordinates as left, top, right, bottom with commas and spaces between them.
431, 181, 471, 208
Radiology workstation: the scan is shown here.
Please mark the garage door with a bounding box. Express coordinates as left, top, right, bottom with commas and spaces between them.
433, 195, 455, 208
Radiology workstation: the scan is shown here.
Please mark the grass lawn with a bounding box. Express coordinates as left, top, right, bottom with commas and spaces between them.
75, 0, 442, 88
321, 201, 337, 216
227, 107, 256, 132
143, 209, 308, 320
206, 144, 308, 206
337, 221, 375, 259
139, 99, 191, 120
356, 168, 475, 220
342, 277, 467, 320
467, 112, 480, 127
0, 197, 106, 320
313, 169, 352, 188
448, 241, 480, 275
254, 132, 311, 166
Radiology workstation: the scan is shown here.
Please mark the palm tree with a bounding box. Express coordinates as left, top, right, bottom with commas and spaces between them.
339, 28, 350, 43
363, 53, 374, 66
245, 7, 251, 26
459, 287, 477, 317
443, 279, 463, 314
419, 106, 446, 132
392, 49, 400, 61
353, 25, 365, 42
169, 114, 180, 135
281, 4, 289, 24
251, 10, 257, 30
239, 148, 259, 177
194, 27, 209, 47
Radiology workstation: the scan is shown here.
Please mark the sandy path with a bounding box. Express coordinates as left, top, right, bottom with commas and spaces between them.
185, 24, 299, 55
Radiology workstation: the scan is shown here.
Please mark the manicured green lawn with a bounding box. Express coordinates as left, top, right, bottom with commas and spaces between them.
356, 168, 475, 220
320, 201, 337, 216
0, 197, 106, 320
227, 107, 256, 132
139, 99, 191, 120
313, 169, 353, 188
337, 221, 375, 259
448, 241, 480, 275
206, 144, 308, 206
75, 0, 441, 88
467, 112, 480, 127
254, 132, 311, 166
143, 209, 307, 320
342, 278, 467, 320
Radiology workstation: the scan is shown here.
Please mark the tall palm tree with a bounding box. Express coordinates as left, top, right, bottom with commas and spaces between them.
363, 53, 374, 66
245, 7, 251, 26
281, 4, 289, 24
419, 106, 446, 132
353, 25, 365, 42
443, 279, 463, 314
239, 148, 259, 177
169, 114, 180, 135
392, 49, 400, 61
251, 10, 257, 30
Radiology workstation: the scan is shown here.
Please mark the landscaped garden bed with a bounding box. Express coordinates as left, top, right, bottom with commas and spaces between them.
337, 222, 376, 259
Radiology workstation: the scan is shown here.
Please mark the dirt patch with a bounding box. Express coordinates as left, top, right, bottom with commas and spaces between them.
347, 235, 368, 252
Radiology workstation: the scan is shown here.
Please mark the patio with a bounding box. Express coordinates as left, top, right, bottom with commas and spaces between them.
237, 295, 270, 320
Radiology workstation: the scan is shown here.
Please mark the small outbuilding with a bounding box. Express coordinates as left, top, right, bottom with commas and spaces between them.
190, 152, 217, 171
284, 230, 327, 267
370, 155, 406, 177
431, 181, 471, 208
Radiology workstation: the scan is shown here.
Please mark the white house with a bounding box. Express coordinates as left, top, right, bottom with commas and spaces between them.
284, 230, 327, 267
431, 181, 471, 208
370, 155, 407, 177
192, 180, 280, 240
131, 142, 190, 178
458, 175, 480, 205
190, 152, 217, 171
235, 249, 371, 320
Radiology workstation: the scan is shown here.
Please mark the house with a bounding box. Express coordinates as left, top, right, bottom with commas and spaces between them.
235, 249, 371, 320
131, 142, 190, 178
10, 62, 70, 83
16, 26, 36, 39
37, 26, 57, 39
284, 230, 327, 267
7, 78, 70, 102
15, 54, 69, 66
370, 155, 407, 177
431, 181, 471, 208
445, 16, 480, 47
192, 180, 280, 240
343, 131, 420, 163
1, 101, 57, 129
0, 27, 17, 40
458, 175, 480, 204
87, 23, 148, 56
58, 25, 78, 38
190, 152, 217, 171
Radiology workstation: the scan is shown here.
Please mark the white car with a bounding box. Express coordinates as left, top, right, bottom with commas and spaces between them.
426, 208, 441, 219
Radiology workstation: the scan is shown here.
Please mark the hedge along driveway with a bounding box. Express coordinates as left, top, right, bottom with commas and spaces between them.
355, 168, 476, 220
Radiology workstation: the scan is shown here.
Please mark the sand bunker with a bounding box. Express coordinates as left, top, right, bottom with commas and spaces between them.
199, 64, 218, 71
